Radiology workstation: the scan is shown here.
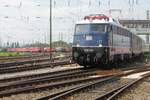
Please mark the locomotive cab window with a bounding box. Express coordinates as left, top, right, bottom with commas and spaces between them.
75, 24, 90, 34
90, 24, 107, 33
75, 24, 108, 34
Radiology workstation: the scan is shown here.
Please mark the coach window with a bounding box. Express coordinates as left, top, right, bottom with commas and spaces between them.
134, 24, 137, 28
124, 30, 127, 36
118, 27, 120, 35
148, 24, 150, 28
117, 27, 119, 34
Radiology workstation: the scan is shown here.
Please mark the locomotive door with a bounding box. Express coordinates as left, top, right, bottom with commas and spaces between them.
108, 25, 114, 61
108, 25, 113, 46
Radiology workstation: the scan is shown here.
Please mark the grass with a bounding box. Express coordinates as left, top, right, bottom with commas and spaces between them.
0, 52, 29, 57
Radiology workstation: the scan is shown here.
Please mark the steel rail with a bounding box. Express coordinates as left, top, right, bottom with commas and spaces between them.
0, 66, 81, 83
37, 66, 150, 100
0, 60, 73, 74
106, 72, 150, 100
0, 69, 97, 91
0, 63, 147, 84
0, 54, 49, 61
0, 55, 71, 68
0, 70, 113, 97
39, 76, 119, 100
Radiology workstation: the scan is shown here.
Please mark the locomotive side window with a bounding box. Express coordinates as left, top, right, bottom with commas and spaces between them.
107, 25, 112, 32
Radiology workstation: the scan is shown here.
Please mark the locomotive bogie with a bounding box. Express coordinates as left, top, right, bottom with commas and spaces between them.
72, 47, 108, 66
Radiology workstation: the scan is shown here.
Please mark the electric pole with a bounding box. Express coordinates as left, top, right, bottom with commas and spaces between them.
50, 0, 52, 60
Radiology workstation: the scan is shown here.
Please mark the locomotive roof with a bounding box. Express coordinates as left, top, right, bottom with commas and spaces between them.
75, 14, 144, 42
76, 17, 124, 28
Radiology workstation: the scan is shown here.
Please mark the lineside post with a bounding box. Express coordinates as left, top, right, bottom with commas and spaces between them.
50, 0, 52, 61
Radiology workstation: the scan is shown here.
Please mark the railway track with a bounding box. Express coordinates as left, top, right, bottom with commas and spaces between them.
0, 54, 48, 60
95, 72, 150, 100
0, 64, 149, 99
0, 55, 71, 68
0, 55, 50, 63
36, 65, 150, 100
0, 67, 85, 84
0, 68, 111, 97
0, 61, 143, 83
0, 52, 71, 62
0, 60, 73, 74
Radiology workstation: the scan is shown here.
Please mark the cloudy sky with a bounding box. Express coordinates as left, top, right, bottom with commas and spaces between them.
0, 0, 149, 46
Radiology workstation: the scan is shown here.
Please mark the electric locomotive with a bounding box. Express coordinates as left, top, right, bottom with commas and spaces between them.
72, 14, 144, 68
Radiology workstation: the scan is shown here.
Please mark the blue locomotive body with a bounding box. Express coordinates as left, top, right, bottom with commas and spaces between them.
73, 24, 108, 47
72, 14, 144, 68
73, 24, 109, 66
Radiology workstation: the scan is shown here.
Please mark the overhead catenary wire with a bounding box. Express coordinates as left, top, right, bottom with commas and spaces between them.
0, 0, 149, 45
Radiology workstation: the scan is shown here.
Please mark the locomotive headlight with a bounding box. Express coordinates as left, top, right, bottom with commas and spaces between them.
76, 43, 80, 47
98, 44, 102, 47
98, 40, 102, 47
73, 52, 79, 58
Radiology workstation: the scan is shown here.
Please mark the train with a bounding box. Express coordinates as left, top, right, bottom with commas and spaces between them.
72, 14, 146, 68
7, 47, 44, 52
7, 47, 70, 52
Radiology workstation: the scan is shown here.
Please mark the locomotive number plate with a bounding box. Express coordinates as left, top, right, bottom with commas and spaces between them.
86, 35, 92, 40
84, 49, 94, 52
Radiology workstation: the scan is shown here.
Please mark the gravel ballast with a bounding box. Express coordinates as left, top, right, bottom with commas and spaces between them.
117, 77, 150, 100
